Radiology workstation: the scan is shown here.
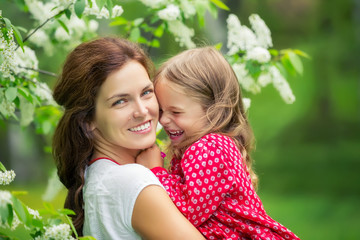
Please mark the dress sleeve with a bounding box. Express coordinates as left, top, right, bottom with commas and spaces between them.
151, 139, 238, 227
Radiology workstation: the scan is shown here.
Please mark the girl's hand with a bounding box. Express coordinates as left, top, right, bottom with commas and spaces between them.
136, 144, 164, 169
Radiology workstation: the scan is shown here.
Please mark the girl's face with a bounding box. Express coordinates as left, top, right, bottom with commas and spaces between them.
91, 61, 159, 154
155, 78, 207, 146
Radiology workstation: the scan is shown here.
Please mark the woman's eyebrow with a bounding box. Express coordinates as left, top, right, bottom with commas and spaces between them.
106, 84, 153, 102
106, 93, 128, 102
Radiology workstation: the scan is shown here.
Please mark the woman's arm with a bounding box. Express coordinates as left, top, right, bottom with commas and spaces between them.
132, 185, 205, 240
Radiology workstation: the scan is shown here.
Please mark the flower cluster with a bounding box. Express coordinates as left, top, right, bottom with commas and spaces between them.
139, 0, 200, 48
35, 223, 75, 240
226, 14, 296, 104
25, 0, 123, 56
0, 169, 16, 185
0, 28, 17, 81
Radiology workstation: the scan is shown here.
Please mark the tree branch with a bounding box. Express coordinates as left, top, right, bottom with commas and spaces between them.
19, 66, 58, 78
15, 4, 73, 51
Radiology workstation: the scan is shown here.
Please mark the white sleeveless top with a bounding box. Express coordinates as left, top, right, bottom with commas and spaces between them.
83, 160, 163, 239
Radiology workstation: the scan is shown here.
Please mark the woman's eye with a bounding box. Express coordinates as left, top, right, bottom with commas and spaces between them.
113, 99, 125, 106
142, 89, 153, 97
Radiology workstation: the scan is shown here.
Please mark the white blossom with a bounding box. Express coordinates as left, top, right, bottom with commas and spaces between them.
25, 0, 57, 22
27, 207, 42, 219
0, 170, 16, 185
112, 5, 124, 18
233, 63, 261, 94
167, 20, 195, 49
246, 47, 271, 63
0, 97, 16, 117
13, 46, 39, 77
0, 29, 17, 81
158, 4, 181, 21
180, 0, 196, 18
29, 29, 49, 47
83, 0, 110, 19
257, 71, 272, 87
55, 27, 71, 42
0, 190, 12, 206
226, 14, 258, 54
249, 14, 273, 49
31, 82, 54, 103
269, 66, 295, 104
42, 223, 75, 240
88, 20, 99, 32
242, 97, 251, 111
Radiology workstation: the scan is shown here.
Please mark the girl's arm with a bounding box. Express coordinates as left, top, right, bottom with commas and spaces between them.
150, 140, 238, 227
132, 185, 205, 240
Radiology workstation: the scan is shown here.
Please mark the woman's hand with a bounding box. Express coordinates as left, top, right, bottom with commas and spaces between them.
136, 144, 164, 169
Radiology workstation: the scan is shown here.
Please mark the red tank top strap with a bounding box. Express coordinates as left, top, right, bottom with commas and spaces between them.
88, 157, 121, 166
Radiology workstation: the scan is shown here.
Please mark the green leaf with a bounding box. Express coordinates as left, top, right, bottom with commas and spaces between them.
11, 195, 31, 226
0, 161, 6, 171
57, 208, 75, 216
194, 1, 207, 27
19, 96, 34, 126
150, 39, 160, 48
17, 87, 33, 104
281, 54, 297, 76
153, 24, 164, 37
137, 36, 148, 44
214, 42, 222, 50
79, 236, 97, 240
209, 0, 229, 11
268, 49, 278, 56
293, 49, 311, 59
288, 51, 303, 75
57, 19, 70, 34
129, 27, 140, 42
3, 18, 12, 29
133, 18, 144, 27
96, 0, 106, 11
11, 24, 25, 52
106, 0, 113, 18
42, 202, 58, 215
208, 2, 219, 19
5, 87, 17, 102
74, 0, 86, 18
65, 9, 72, 19
109, 17, 128, 26
0, 204, 11, 225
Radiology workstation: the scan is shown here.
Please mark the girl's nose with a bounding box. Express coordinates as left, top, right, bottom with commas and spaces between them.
159, 112, 170, 125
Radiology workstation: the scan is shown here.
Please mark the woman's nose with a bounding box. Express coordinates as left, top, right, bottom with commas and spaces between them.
133, 100, 148, 118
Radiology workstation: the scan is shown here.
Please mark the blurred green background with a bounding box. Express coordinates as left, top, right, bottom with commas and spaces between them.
1, 0, 359, 239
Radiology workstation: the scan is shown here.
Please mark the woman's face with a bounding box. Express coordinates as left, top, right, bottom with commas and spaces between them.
91, 61, 159, 152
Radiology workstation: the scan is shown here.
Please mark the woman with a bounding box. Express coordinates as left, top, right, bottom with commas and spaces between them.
52, 37, 204, 239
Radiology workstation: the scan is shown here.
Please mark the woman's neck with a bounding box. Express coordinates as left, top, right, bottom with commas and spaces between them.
92, 142, 140, 165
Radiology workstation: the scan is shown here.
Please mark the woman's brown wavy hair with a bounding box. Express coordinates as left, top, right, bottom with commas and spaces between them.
52, 37, 153, 235
154, 46, 258, 188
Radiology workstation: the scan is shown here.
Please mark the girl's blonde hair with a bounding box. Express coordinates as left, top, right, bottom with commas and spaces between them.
154, 46, 258, 188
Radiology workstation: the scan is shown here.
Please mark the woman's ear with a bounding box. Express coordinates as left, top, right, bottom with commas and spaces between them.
88, 121, 96, 132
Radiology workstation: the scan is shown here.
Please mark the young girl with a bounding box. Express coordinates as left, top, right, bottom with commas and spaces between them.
137, 47, 300, 240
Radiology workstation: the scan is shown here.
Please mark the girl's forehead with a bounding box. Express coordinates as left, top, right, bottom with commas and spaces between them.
156, 77, 186, 95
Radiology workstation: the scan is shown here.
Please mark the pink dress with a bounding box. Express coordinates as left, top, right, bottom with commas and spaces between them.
152, 133, 300, 240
